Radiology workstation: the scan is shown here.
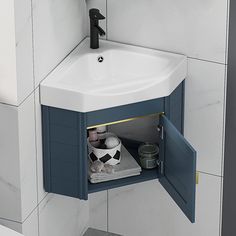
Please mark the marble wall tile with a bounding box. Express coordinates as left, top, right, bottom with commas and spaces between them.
32, 0, 87, 87
14, 0, 34, 104
89, 191, 107, 231
185, 59, 226, 176
107, 0, 228, 64
0, 94, 38, 222
18, 93, 38, 221
0, 0, 17, 105
0, 69, 37, 225
0, 103, 21, 221
0, 0, 34, 106
108, 173, 222, 236
35, 88, 47, 203
38, 194, 89, 236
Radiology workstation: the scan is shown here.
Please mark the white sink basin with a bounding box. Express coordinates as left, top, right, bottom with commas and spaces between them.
40, 38, 187, 112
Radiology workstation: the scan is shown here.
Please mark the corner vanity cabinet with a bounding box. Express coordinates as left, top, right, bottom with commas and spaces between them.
42, 82, 197, 223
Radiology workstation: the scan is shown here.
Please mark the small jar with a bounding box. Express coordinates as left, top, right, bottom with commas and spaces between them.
138, 143, 159, 169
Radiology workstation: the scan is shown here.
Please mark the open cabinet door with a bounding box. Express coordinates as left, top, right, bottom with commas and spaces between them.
159, 115, 196, 223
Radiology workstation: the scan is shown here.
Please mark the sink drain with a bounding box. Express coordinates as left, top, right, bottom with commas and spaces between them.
97, 56, 104, 63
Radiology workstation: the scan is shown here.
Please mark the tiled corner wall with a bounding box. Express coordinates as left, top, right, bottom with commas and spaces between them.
87, 0, 229, 235
0, 0, 89, 236
0, 0, 229, 236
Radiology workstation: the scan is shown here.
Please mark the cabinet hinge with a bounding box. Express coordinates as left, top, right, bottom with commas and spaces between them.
157, 160, 164, 175
157, 125, 164, 140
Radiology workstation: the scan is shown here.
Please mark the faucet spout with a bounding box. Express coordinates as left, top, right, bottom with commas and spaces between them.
89, 8, 106, 49
89, 9, 105, 20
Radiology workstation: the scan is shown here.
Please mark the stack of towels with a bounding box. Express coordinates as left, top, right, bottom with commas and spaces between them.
88, 145, 142, 184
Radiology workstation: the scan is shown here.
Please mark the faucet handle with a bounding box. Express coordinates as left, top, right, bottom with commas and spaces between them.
95, 25, 106, 36
89, 8, 105, 20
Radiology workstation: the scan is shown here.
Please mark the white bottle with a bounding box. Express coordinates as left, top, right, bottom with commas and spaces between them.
97, 126, 107, 144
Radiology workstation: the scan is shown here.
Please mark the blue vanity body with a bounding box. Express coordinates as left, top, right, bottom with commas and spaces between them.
42, 82, 196, 223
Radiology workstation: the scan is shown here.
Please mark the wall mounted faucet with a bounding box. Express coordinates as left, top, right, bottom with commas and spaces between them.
89, 8, 106, 49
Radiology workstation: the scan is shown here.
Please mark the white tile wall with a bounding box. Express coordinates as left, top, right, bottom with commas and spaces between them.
0, 0, 17, 105
38, 194, 89, 236
0, 0, 34, 106
18, 93, 37, 221
185, 59, 226, 176
108, 173, 222, 236
89, 191, 107, 231
14, 0, 34, 104
35, 88, 47, 203
32, 0, 87, 87
0, 103, 21, 221
0, 94, 37, 222
107, 0, 228, 64
22, 208, 39, 236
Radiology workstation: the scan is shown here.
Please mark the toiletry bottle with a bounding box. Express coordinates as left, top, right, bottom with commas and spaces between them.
88, 128, 100, 148
97, 126, 107, 144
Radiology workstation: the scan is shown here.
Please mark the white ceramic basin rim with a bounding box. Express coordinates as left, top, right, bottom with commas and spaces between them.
40, 38, 187, 112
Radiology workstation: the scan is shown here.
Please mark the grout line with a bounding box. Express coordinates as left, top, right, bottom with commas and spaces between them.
198, 171, 223, 178
0, 88, 36, 108
0, 102, 18, 108
17, 89, 36, 107
22, 193, 49, 224
0, 217, 21, 225
187, 56, 227, 66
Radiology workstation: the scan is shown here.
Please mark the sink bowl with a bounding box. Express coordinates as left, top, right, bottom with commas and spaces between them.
40, 38, 187, 112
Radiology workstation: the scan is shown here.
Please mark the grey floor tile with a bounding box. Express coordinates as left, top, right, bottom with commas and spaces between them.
83, 228, 122, 236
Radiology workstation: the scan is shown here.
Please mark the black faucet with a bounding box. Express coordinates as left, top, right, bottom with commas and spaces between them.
89, 8, 106, 49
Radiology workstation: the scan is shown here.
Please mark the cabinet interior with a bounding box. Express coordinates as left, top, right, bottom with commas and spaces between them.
87, 114, 161, 193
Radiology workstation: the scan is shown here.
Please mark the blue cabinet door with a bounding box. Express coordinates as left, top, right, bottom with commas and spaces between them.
159, 115, 197, 223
